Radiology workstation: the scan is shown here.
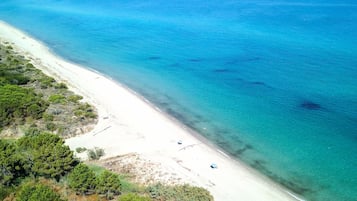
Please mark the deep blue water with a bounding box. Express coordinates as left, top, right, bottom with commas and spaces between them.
1, 0, 356, 200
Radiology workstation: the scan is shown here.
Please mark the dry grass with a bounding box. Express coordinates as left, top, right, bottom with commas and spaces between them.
97, 154, 184, 186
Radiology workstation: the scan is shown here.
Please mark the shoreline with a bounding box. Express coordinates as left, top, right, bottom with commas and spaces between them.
0, 20, 302, 201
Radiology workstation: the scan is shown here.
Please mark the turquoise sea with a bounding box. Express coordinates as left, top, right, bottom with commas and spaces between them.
1, 0, 356, 200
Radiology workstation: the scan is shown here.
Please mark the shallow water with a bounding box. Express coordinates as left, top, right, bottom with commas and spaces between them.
1, 0, 356, 200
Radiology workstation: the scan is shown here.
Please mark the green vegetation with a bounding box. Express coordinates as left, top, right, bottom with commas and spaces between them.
75, 103, 97, 119
1, 133, 77, 191
39, 76, 55, 89
0, 133, 127, 200
68, 95, 83, 103
24, 127, 41, 136
68, 163, 97, 195
0, 185, 14, 200
42, 113, 54, 122
48, 94, 66, 104
0, 41, 97, 137
147, 183, 214, 201
0, 130, 213, 201
54, 82, 68, 89
96, 170, 122, 199
0, 85, 48, 127
75, 146, 87, 153
88, 165, 139, 194
118, 193, 151, 201
0, 70, 30, 85
0, 139, 26, 186
17, 133, 77, 181
17, 182, 64, 201
118, 174, 139, 193
87, 147, 105, 160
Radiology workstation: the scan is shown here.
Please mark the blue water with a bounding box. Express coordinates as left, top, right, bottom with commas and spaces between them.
1, 0, 356, 200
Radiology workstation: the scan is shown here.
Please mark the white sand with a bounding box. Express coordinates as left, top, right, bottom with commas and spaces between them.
0, 21, 302, 201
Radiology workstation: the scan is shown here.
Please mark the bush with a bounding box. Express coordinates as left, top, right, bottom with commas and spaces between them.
68, 95, 83, 103
25, 127, 41, 136
96, 170, 121, 199
26, 63, 34, 68
48, 94, 66, 104
54, 83, 68, 89
68, 163, 96, 195
39, 77, 55, 88
27, 103, 46, 119
85, 111, 97, 118
46, 122, 56, 131
74, 110, 83, 117
42, 113, 54, 121
87, 147, 105, 160
74, 103, 96, 119
56, 126, 65, 135
0, 185, 15, 200
147, 184, 213, 201
17, 183, 64, 201
118, 193, 151, 201
0, 71, 30, 85
75, 147, 87, 153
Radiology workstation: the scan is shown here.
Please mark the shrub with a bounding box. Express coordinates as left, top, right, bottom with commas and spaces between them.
87, 147, 105, 160
96, 170, 121, 199
74, 103, 96, 119
74, 110, 83, 117
42, 113, 54, 121
147, 183, 213, 201
85, 111, 97, 119
25, 127, 41, 136
54, 83, 68, 89
0, 72, 30, 85
68, 163, 96, 195
0, 185, 15, 201
39, 77, 55, 88
46, 122, 56, 131
75, 147, 87, 153
26, 104, 43, 119
57, 126, 65, 135
94, 148, 105, 159
48, 94, 66, 104
68, 95, 83, 103
26, 63, 34, 68
118, 193, 151, 201
16, 183, 64, 201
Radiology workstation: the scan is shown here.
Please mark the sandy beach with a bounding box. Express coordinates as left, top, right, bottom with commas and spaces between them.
0, 21, 301, 201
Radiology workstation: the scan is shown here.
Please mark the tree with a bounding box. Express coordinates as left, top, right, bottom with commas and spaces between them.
31, 143, 75, 180
68, 164, 96, 195
0, 85, 48, 127
118, 193, 151, 201
96, 170, 121, 199
0, 70, 30, 86
0, 140, 27, 186
16, 183, 64, 201
17, 133, 77, 181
